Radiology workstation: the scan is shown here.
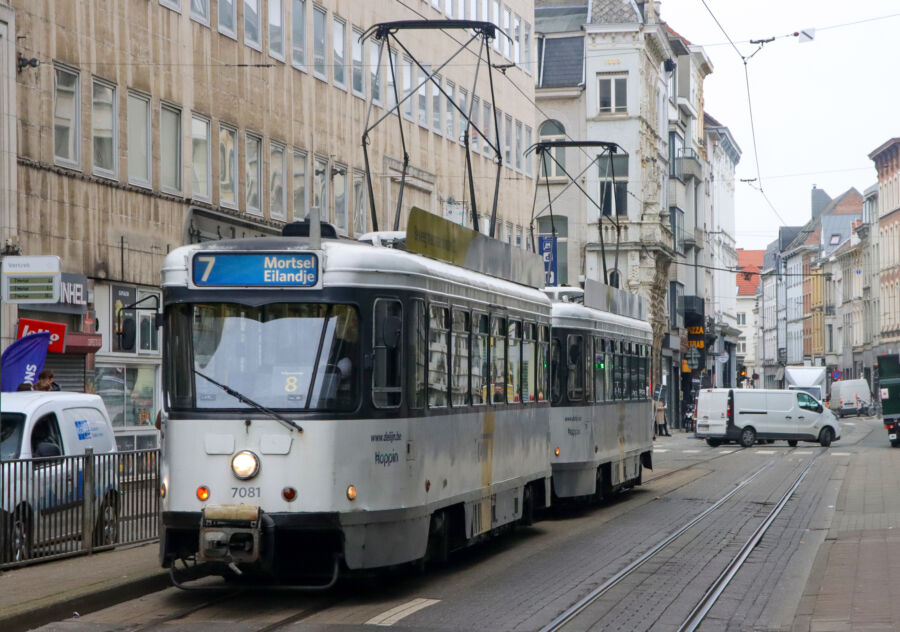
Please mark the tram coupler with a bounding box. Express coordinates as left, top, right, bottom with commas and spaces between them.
198, 504, 262, 565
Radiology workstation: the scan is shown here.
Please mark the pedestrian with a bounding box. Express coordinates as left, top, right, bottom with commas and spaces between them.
655, 399, 670, 437
36, 369, 60, 392
16, 382, 33, 391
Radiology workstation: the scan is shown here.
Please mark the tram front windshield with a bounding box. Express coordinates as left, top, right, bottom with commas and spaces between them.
167, 303, 359, 412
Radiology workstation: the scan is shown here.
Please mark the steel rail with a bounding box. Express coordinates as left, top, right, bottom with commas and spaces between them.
539, 457, 779, 632
676, 454, 819, 632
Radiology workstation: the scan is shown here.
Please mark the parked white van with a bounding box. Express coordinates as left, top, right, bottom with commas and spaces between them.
1, 393, 119, 563
829, 379, 873, 417
695, 388, 841, 448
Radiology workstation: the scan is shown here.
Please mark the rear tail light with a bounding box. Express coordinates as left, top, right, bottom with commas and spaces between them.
726, 392, 734, 427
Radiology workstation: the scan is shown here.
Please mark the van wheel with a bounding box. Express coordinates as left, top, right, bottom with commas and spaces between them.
8, 506, 32, 563
819, 427, 834, 448
739, 427, 756, 448
787, 440, 798, 447
93, 495, 119, 547
706, 438, 722, 448
891, 439, 900, 448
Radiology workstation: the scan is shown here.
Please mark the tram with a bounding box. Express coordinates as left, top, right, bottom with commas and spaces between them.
546, 288, 654, 501
158, 211, 554, 584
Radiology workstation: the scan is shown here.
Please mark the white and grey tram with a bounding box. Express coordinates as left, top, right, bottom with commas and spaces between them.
158, 220, 553, 584
547, 294, 654, 500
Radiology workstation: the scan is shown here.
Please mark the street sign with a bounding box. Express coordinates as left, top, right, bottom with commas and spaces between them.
1, 256, 61, 304
17, 318, 67, 354
538, 235, 557, 287
832, 369, 842, 380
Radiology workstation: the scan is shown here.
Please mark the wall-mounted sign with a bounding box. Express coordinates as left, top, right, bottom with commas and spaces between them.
1, 256, 60, 304
17, 318, 67, 354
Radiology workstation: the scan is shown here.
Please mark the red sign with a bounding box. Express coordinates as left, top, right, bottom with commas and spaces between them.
17, 318, 67, 354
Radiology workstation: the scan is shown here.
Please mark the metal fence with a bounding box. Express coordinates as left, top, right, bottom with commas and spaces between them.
0, 448, 160, 569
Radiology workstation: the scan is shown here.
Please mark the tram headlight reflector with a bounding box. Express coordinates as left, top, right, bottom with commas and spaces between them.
196, 486, 210, 501
160, 483, 167, 498
231, 451, 260, 480
554, 447, 560, 457
347, 485, 357, 501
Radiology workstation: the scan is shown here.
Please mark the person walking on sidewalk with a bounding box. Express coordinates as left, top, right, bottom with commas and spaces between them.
655, 399, 670, 437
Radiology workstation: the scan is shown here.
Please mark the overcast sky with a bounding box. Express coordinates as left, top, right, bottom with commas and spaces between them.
658, 0, 898, 251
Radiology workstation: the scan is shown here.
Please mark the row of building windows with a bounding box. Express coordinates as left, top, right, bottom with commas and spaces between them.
158, 0, 536, 176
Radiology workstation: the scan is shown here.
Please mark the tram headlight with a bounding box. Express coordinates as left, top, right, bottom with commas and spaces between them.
231, 451, 260, 480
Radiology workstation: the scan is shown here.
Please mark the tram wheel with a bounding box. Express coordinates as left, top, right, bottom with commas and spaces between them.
787, 440, 798, 447
425, 511, 449, 566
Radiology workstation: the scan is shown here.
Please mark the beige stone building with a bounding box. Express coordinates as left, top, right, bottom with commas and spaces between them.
1, 0, 537, 447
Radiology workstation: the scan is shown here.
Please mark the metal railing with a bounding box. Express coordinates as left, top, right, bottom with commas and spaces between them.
1, 449, 160, 569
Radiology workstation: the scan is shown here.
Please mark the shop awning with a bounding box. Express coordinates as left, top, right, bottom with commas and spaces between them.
64, 333, 102, 354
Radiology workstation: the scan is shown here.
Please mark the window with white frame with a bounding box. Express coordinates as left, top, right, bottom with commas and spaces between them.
219, 124, 238, 208
352, 170, 366, 236
515, 120, 523, 171
352, 26, 364, 97
538, 119, 565, 177
513, 14, 521, 64
127, 93, 151, 187
504, 113, 512, 165
92, 79, 116, 177
333, 165, 347, 232
244, 0, 261, 48
737, 312, 746, 325
482, 101, 492, 159
470, 0, 478, 19
502, 7, 511, 58
291, 0, 306, 68
432, 74, 442, 134
524, 124, 532, 176
385, 49, 399, 111
369, 41, 382, 105
445, 0, 453, 18
245, 133, 262, 214
598, 73, 627, 113
491, 1, 500, 51
445, 80, 455, 139
313, 5, 327, 79
470, 95, 480, 152
523, 21, 531, 74
333, 16, 346, 88
403, 56, 414, 120
190, 115, 211, 201
190, 0, 209, 24
292, 149, 307, 220
54, 66, 80, 167
457, 87, 468, 144
269, 0, 284, 59
599, 154, 627, 216
418, 64, 430, 129
160, 104, 182, 193
270, 142, 286, 220
219, 0, 237, 38
313, 155, 328, 217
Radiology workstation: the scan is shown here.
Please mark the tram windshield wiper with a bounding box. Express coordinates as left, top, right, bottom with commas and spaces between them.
192, 368, 303, 433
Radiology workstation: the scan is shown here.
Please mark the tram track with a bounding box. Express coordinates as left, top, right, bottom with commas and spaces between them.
540, 448, 825, 632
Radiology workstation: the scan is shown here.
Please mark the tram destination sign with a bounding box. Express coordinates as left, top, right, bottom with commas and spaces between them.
1, 255, 61, 304
192, 252, 320, 288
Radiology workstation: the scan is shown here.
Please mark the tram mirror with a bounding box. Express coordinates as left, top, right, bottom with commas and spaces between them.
118, 316, 137, 351
379, 316, 402, 350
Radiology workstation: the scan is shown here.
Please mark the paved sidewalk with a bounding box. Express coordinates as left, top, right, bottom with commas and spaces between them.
0, 542, 167, 632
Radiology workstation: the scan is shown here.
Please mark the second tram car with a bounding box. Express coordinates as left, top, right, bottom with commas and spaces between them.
158, 219, 553, 584
547, 298, 654, 500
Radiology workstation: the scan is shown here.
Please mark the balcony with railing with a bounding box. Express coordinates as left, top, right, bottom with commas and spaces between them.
679, 148, 703, 181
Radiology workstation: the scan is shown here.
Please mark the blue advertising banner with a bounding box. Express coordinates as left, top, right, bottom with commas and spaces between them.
538, 235, 558, 287
192, 253, 319, 287
1, 331, 51, 391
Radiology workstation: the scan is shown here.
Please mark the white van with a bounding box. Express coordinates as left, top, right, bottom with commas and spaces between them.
695, 388, 841, 448
1, 393, 119, 563
829, 379, 873, 417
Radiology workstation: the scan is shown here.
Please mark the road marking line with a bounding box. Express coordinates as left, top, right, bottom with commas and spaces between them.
653, 448, 669, 452
794, 450, 814, 455
719, 449, 736, 454
843, 422, 855, 426
683, 449, 700, 453
830, 452, 851, 456
754, 450, 776, 454
366, 598, 441, 626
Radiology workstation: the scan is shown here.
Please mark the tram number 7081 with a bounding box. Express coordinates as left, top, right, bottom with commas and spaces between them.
232, 487, 262, 499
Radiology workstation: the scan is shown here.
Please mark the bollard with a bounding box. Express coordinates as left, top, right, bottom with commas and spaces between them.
82, 448, 95, 553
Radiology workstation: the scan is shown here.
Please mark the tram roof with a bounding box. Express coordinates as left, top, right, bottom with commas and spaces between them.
551, 301, 653, 339
162, 237, 552, 308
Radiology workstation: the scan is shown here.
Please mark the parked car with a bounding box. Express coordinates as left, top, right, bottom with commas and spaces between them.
1, 393, 119, 563
829, 378, 873, 417
694, 388, 841, 448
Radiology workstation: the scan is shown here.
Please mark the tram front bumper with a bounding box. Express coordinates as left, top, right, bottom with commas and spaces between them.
198, 504, 263, 565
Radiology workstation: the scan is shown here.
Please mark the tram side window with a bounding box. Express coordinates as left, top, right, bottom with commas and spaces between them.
567, 334, 584, 402
604, 339, 613, 401
166, 305, 194, 408
373, 299, 403, 408
537, 325, 549, 402
508, 321, 522, 403
408, 298, 427, 409
584, 333, 593, 403
522, 323, 535, 403
614, 342, 624, 400
550, 337, 561, 404
428, 305, 450, 408
491, 317, 507, 403
639, 344, 648, 399
593, 336, 605, 403
451, 310, 470, 407
472, 313, 489, 405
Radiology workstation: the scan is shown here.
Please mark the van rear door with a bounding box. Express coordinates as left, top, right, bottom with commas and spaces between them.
697, 389, 729, 437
